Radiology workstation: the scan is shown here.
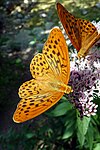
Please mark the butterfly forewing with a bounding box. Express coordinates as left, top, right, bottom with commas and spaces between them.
30, 53, 53, 78
57, 2, 81, 51
43, 28, 70, 84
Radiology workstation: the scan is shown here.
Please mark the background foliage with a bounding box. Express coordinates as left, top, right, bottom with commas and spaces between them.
0, 0, 100, 149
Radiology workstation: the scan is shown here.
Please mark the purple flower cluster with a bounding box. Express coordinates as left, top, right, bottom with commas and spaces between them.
67, 21, 100, 117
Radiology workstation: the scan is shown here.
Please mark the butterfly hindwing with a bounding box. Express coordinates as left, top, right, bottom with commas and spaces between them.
13, 78, 64, 123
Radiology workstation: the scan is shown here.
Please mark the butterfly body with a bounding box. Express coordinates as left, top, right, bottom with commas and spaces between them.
57, 3, 100, 58
13, 28, 72, 123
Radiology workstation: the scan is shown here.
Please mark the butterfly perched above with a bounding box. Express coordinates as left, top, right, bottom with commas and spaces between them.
57, 2, 100, 58
13, 28, 72, 123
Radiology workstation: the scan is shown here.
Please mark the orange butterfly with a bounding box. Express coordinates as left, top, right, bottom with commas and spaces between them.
13, 28, 72, 123
57, 3, 100, 58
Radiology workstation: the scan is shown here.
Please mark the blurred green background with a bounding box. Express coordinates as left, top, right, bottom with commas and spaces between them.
0, 0, 100, 149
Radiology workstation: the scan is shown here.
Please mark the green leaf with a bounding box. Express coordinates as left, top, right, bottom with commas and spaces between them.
15, 58, 22, 64
64, 110, 76, 126
29, 40, 36, 45
77, 116, 91, 147
62, 121, 75, 139
51, 101, 72, 117
86, 124, 94, 150
25, 133, 35, 139
62, 128, 73, 139
61, 96, 68, 101
94, 143, 100, 150
62, 113, 76, 139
